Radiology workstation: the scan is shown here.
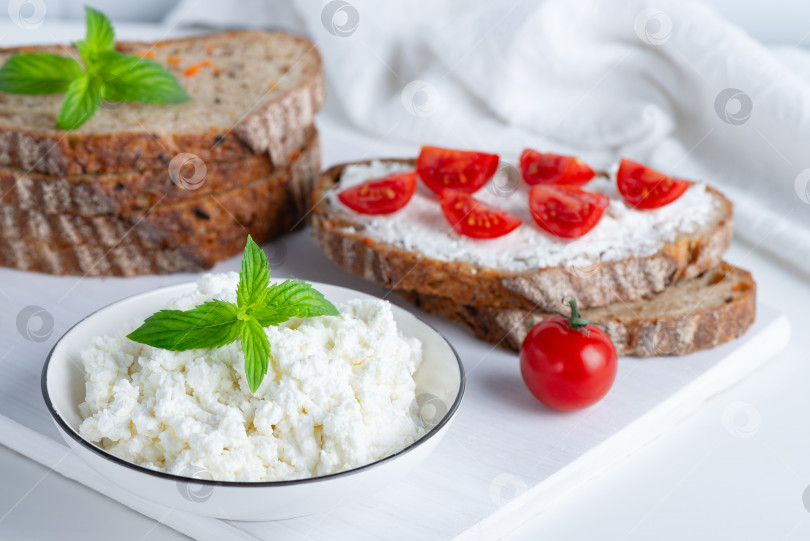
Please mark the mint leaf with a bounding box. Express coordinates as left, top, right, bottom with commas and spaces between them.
56, 74, 103, 130
127, 300, 242, 351
126, 238, 340, 394
236, 236, 270, 309
252, 280, 340, 327
95, 51, 191, 104
79, 6, 115, 59
0, 53, 83, 94
240, 318, 271, 393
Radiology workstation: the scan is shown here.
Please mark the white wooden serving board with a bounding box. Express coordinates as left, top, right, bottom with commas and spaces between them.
0, 227, 790, 541
0, 23, 791, 539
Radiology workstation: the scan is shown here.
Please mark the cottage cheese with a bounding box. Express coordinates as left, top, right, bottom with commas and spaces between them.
329, 161, 722, 271
78, 273, 425, 482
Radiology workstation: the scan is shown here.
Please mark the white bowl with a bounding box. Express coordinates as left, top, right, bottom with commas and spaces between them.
41, 280, 464, 521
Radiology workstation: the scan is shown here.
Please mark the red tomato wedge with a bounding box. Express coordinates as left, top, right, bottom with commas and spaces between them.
528, 185, 609, 239
520, 149, 595, 186
439, 190, 522, 239
417, 146, 499, 194
616, 159, 690, 210
337, 171, 418, 215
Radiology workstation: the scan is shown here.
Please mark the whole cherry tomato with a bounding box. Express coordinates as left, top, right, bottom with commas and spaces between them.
520, 299, 617, 411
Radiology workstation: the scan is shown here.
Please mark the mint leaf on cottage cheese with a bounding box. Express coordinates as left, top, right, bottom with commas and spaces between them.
252, 279, 340, 326
236, 236, 271, 310
125, 300, 241, 351
127, 235, 341, 393
241, 318, 272, 393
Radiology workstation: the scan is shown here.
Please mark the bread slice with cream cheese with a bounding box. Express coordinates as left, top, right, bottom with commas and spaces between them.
311, 159, 733, 311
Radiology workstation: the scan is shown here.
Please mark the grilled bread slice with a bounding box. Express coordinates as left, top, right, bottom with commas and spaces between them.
399, 262, 756, 356
0, 222, 288, 277
0, 125, 314, 216
0, 134, 320, 276
0, 31, 324, 175
311, 160, 734, 311
0, 131, 318, 248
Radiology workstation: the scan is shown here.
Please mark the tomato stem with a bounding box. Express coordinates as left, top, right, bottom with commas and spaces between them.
551, 298, 605, 336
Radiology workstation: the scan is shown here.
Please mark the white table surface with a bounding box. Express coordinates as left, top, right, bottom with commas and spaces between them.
2, 122, 809, 541
2, 237, 807, 541
1, 23, 810, 541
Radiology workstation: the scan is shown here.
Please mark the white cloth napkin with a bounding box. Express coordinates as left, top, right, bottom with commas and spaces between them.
166, 0, 810, 275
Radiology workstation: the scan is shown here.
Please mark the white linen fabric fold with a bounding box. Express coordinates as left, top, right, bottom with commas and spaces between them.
166, 0, 810, 274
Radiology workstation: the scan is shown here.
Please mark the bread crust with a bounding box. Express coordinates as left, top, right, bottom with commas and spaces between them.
0, 136, 320, 276
311, 160, 734, 310
399, 263, 757, 356
0, 32, 325, 175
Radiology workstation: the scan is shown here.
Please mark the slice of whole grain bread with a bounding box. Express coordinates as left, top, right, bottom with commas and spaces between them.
310, 160, 734, 311
0, 31, 324, 175
0, 134, 320, 276
0, 125, 314, 216
399, 262, 756, 356
0, 221, 288, 276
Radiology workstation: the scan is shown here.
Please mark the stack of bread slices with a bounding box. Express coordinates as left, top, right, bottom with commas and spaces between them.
311, 159, 757, 357
0, 31, 324, 276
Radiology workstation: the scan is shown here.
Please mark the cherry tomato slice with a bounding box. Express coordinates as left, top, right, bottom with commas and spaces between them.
417, 146, 499, 194
520, 313, 617, 411
616, 159, 690, 210
439, 189, 522, 239
520, 149, 595, 186
528, 185, 609, 239
337, 171, 418, 215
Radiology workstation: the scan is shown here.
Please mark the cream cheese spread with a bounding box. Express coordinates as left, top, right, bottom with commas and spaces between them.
329, 161, 721, 271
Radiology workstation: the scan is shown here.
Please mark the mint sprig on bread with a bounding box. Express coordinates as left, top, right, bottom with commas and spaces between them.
0, 7, 190, 130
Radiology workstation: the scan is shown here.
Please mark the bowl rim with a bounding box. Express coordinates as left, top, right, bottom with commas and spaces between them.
41, 280, 466, 488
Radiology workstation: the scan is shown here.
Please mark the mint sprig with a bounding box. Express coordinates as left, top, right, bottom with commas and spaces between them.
0, 6, 190, 130
0, 53, 83, 94
80, 6, 115, 56
127, 236, 340, 393
125, 300, 241, 351
253, 280, 340, 326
